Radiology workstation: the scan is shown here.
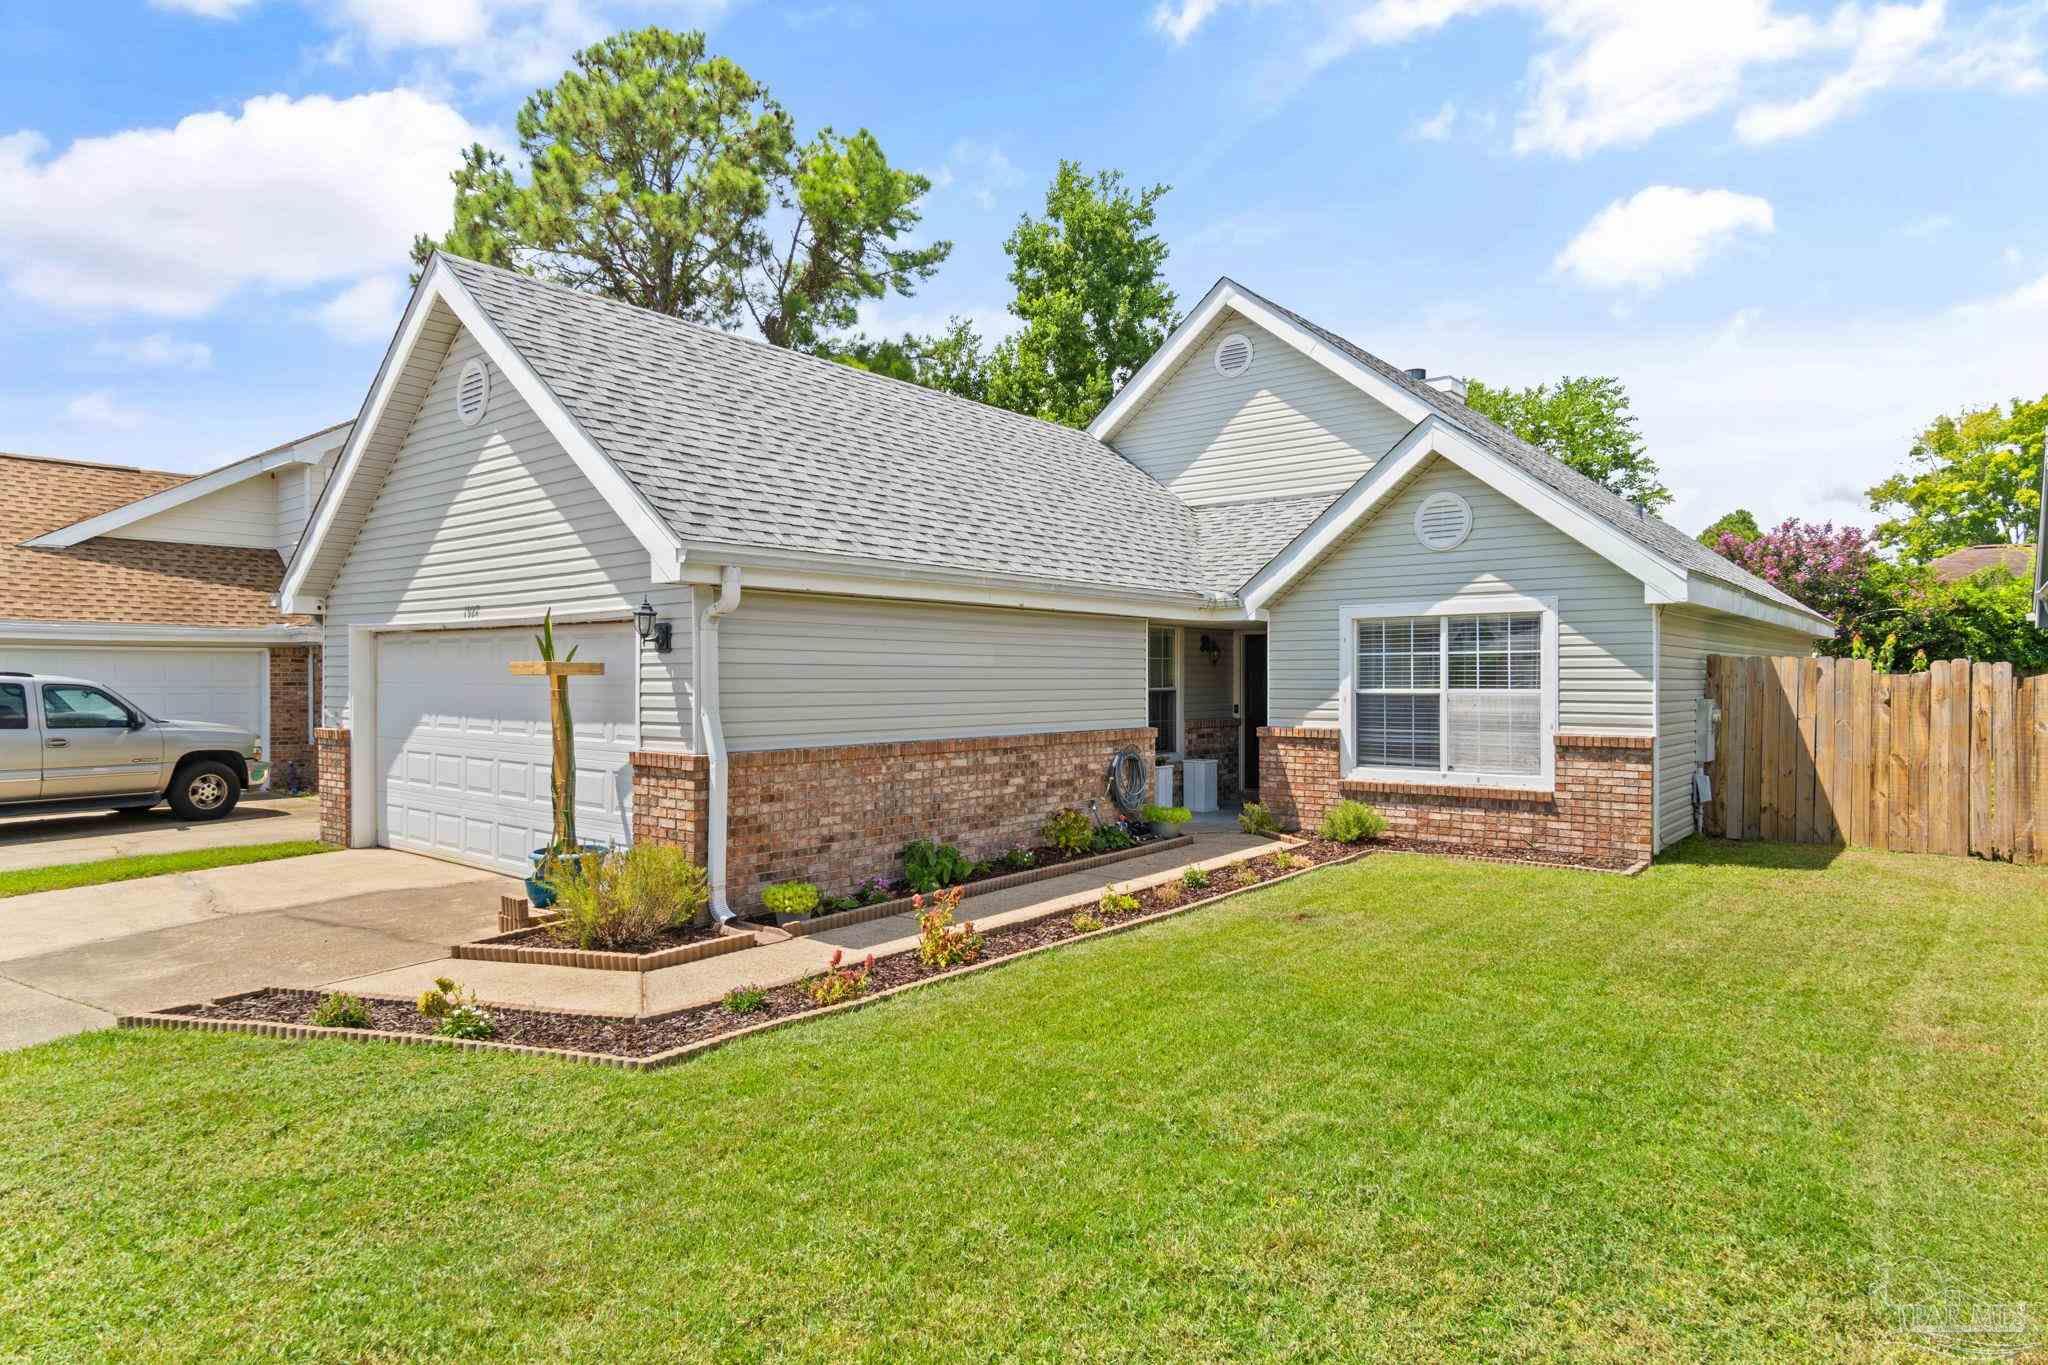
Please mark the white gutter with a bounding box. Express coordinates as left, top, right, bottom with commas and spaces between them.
700, 565, 742, 922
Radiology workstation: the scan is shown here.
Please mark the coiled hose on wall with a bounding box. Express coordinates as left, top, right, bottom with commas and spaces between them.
1105, 746, 1150, 816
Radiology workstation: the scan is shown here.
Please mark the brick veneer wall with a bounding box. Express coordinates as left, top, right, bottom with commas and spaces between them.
1257, 726, 1654, 867
630, 750, 709, 866
267, 646, 317, 792
315, 728, 350, 846
719, 727, 1157, 909
1179, 718, 1242, 807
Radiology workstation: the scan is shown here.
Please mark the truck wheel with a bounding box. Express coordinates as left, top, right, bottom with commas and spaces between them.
169, 761, 241, 821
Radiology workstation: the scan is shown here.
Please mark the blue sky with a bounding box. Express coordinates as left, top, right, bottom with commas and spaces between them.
2, 0, 2045, 534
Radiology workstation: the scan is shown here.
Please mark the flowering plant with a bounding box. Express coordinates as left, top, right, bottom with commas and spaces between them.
804, 949, 875, 1006
915, 886, 984, 968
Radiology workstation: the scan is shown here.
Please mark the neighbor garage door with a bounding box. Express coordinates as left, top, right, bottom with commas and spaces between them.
0, 645, 263, 732
374, 623, 637, 875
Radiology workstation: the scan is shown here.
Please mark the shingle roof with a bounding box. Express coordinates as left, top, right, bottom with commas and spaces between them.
1221, 279, 1820, 619
1929, 543, 2034, 582
1193, 493, 1338, 593
442, 256, 1207, 597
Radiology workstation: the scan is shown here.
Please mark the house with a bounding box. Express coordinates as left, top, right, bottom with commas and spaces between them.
3, 422, 350, 790
1928, 543, 2035, 583
281, 256, 1832, 908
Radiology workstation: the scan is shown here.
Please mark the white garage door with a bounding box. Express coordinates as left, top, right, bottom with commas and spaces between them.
0, 645, 263, 731
375, 623, 637, 875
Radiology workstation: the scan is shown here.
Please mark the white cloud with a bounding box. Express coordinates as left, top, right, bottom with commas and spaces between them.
315, 1, 732, 88
314, 274, 408, 344
148, 0, 259, 15
65, 391, 146, 431
92, 334, 214, 370
1900, 212, 1956, 238
1410, 100, 1459, 140
945, 139, 1027, 212
0, 90, 484, 319
1171, 0, 2047, 155
2003, 245, 2026, 267
1554, 186, 1775, 291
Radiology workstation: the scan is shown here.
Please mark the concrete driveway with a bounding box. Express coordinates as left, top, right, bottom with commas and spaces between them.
0, 794, 322, 873
0, 848, 516, 1051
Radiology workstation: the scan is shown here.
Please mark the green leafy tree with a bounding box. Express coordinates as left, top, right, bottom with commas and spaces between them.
1697, 508, 1761, 548
1866, 393, 2046, 561
1848, 561, 2048, 672
828, 317, 988, 403
1465, 375, 1672, 512
980, 162, 1179, 428
410, 28, 944, 348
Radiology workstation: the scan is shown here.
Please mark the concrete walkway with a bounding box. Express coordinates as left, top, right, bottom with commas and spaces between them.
330, 826, 1286, 1018
0, 849, 513, 1051
0, 795, 321, 873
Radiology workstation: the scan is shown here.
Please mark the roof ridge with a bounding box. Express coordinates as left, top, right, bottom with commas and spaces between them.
433, 252, 1120, 456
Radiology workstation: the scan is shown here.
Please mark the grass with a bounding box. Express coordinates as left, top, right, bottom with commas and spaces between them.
0, 840, 335, 899
2, 841, 2042, 1361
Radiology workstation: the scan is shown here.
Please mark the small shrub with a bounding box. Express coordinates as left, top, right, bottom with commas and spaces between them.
915, 886, 984, 968
1152, 881, 1184, 907
1069, 910, 1103, 933
1091, 824, 1136, 853
1042, 807, 1093, 857
804, 950, 875, 1006
762, 881, 821, 919
1141, 803, 1193, 828
822, 894, 859, 914
854, 877, 893, 906
547, 844, 710, 950
1181, 866, 1211, 891
901, 839, 973, 893
1269, 851, 1308, 872
1318, 799, 1388, 844
308, 992, 370, 1029
722, 984, 768, 1015
998, 847, 1035, 871
1099, 888, 1140, 915
416, 978, 494, 1039
1239, 803, 1281, 836
968, 859, 996, 880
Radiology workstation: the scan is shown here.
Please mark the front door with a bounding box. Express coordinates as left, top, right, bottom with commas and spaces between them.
1242, 634, 1268, 797
36, 682, 164, 798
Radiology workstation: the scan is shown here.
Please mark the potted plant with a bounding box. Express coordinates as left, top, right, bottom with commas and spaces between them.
1142, 803, 1193, 839
759, 880, 821, 927
515, 610, 611, 907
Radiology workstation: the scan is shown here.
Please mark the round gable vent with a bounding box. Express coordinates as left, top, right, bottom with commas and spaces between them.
455, 358, 491, 427
1213, 332, 1255, 378
1414, 491, 1473, 551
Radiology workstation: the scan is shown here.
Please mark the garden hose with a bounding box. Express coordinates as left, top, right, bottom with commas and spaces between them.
1105, 746, 1150, 816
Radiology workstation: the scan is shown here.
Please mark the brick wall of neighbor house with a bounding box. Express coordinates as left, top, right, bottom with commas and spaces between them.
1179, 718, 1242, 807
720, 727, 1157, 908
630, 750, 709, 866
315, 728, 350, 846
1257, 727, 1655, 867
266, 647, 317, 792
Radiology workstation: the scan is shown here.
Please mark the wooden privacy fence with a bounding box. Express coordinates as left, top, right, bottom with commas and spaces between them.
1703, 656, 2047, 863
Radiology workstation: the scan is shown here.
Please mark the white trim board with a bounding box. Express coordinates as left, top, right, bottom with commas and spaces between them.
280, 255, 687, 614
0, 620, 320, 646
26, 422, 350, 549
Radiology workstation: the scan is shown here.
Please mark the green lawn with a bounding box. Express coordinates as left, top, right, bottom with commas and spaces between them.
2, 842, 2041, 1361
0, 840, 335, 899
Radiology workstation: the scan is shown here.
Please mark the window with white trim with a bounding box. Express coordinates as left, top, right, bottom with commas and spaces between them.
1344, 605, 1554, 785
1147, 625, 1178, 755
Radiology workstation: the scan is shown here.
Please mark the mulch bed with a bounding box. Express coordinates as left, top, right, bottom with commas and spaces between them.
1368, 834, 1639, 872
808, 831, 1174, 912
159, 839, 1366, 1062
492, 920, 726, 954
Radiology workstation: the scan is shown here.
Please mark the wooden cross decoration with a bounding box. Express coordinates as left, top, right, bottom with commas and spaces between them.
509, 656, 605, 851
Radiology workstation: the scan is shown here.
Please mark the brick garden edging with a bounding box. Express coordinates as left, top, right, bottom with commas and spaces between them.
118, 842, 1370, 1073
452, 927, 759, 973
778, 835, 1195, 937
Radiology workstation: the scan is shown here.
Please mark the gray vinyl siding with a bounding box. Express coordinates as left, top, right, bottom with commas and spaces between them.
1180, 626, 1234, 723
1267, 459, 1656, 734
108, 474, 278, 550
1654, 606, 1814, 850
640, 584, 698, 750
1110, 309, 1415, 507
719, 592, 1144, 751
319, 326, 690, 736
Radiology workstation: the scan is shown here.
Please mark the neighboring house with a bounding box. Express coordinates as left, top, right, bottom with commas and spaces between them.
2, 422, 351, 791
282, 256, 1831, 908
1928, 543, 2035, 582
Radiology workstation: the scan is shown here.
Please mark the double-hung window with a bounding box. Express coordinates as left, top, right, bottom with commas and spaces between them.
1341, 600, 1556, 788
1147, 626, 1179, 756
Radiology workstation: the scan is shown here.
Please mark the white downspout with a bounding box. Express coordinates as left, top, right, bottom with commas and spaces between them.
700, 565, 742, 922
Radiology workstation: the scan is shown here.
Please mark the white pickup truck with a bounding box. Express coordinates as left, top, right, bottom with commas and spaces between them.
0, 671, 259, 821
